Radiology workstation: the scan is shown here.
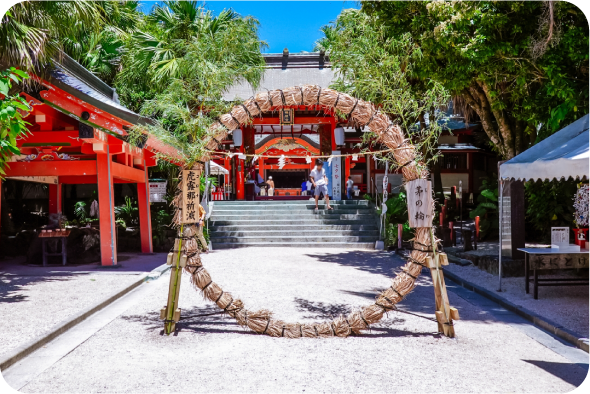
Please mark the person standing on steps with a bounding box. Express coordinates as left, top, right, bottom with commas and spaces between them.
346, 176, 354, 200
301, 178, 308, 195
267, 176, 275, 197
309, 159, 333, 213
197, 203, 209, 253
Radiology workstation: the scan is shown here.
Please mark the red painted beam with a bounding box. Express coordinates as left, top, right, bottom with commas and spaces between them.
40, 90, 127, 136
111, 161, 146, 183
4, 161, 97, 177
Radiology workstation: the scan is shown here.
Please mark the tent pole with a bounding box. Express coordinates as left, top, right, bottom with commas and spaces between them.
498, 179, 504, 292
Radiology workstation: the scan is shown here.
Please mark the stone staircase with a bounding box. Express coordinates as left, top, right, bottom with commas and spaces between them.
208, 200, 380, 249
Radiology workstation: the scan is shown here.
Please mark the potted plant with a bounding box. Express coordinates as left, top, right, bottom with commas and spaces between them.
573, 183, 589, 247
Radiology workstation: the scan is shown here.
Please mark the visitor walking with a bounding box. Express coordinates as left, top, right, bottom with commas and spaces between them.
267, 176, 275, 196
309, 159, 333, 212
197, 203, 209, 253
301, 178, 307, 195
346, 176, 354, 199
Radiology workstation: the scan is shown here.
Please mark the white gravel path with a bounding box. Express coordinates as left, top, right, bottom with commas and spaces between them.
12, 247, 587, 393
445, 262, 589, 338
0, 273, 143, 360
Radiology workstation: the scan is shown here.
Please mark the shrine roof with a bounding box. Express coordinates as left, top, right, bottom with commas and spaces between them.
48, 53, 155, 127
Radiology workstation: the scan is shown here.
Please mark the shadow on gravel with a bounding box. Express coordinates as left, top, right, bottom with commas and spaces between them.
121, 305, 254, 335
304, 250, 402, 277
0, 276, 70, 304
522, 360, 589, 387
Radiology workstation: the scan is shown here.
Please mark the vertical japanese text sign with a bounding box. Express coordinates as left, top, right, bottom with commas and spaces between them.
406, 179, 433, 228
182, 169, 201, 224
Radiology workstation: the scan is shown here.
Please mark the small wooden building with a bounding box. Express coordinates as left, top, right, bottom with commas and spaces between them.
0, 54, 180, 266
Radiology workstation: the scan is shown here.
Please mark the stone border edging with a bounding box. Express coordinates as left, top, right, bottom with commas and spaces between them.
441, 268, 589, 353
0, 264, 171, 371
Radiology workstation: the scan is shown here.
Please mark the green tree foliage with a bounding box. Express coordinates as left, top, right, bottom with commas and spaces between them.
121, 1, 266, 165
315, 9, 449, 166
0, 1, 103, 72
0, 68, 30, 176
525, 179, 578, 241
61, 1, 143, 85
469, 177, 498, 239
362, 1, 589, 158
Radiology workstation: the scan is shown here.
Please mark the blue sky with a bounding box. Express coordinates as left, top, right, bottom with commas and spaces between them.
138, 1, 359, 53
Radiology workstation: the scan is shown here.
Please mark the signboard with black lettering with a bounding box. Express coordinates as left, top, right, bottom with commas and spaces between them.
406, 179, 433, 228
182, 170, 201, 224
279, 108, 294, 125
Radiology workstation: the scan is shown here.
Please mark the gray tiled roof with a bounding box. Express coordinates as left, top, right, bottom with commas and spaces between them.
223, 52, 335, 101
48, 52, 154, 126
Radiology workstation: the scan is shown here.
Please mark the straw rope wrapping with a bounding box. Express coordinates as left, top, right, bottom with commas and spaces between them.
176, 85, 437, 338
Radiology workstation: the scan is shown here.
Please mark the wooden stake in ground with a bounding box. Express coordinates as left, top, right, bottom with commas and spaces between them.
161, 238, 188, 334
161, 169, 201, 334
426, 252, 459, 337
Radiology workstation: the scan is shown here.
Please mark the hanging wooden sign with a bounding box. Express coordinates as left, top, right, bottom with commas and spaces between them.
182, 169, 201, 223
279, 108, 294, 125
406, 179, 433, 228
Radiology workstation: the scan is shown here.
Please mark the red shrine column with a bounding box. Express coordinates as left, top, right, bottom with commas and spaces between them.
236, 155, 245, 200
345, 157, 351, 184
48, 177, 62, 214
96, 148, 118, 266
137, 159, 153, 254
258, 157, 265, 182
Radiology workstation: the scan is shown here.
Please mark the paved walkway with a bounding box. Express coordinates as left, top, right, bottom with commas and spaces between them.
0, 253, 167, 360
2, 248, 588, 392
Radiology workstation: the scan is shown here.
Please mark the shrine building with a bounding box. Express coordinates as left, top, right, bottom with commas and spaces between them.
213, 49, 497, 201
0, 53, 181, 266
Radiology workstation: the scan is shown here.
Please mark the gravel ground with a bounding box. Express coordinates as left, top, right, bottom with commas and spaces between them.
16, 248, 587, 393
445, 262, 589, 338
0, 253, 167, 360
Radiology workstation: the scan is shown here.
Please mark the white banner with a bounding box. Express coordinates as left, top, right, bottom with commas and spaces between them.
331, 150, 342, 201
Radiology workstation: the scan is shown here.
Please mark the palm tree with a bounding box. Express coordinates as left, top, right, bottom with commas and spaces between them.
0, 1, 103, 72
118, 1, 267, 164
117, 1, 265, 90
61, 1, 143, 84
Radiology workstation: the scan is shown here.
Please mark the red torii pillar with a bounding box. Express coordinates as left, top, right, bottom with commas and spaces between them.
97, 148, 118, 266
137, 158, 153, 254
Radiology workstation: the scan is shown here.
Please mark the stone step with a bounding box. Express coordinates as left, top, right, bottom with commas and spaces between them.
212, 205, 373, 212
211, 209, 373, 216
210, 224, 379, 232
210, 214, 376, 221
210, 219, 377, 226
213, 200, 369, 206
211, 242, 376, 250
209, 235, 379, 243
209, 230, 380, 238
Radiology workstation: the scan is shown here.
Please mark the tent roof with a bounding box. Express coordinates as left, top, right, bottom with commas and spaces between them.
210, 160, 229, 175
500, 115, 589, 182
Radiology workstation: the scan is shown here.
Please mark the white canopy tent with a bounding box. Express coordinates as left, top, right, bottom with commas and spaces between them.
210, 160, 229, 175
500, 114, 589, 182
496, 115, 589, 290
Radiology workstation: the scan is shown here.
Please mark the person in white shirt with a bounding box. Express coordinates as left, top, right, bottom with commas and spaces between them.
267, 176, 275, 196
346, 176, 354, 199
309, 159, 333, 212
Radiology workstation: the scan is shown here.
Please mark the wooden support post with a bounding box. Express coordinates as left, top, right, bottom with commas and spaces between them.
137, 160, 153, 253
162, 238, 188, 334
48, 178, 62, 214
427, 252, 458, 337
97, 150, 117, 266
